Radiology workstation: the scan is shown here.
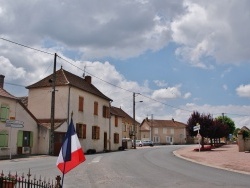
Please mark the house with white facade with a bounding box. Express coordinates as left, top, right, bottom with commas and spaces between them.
26, 67, 115, 155
140, 118, 187, 145
0, 75, 39, 159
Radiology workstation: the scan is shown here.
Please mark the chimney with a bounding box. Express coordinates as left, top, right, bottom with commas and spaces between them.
85, 76, 91, 84
0, 75, 5, 89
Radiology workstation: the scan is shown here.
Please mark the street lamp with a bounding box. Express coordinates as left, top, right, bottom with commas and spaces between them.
133, 92, 143, 149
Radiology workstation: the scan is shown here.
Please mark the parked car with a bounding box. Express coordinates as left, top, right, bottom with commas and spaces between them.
142, 140, 154, 146
132, 140, 143, 147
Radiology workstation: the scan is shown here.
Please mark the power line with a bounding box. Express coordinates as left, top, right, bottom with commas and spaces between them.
0, 37, 54, 55
3, 37, 247, 116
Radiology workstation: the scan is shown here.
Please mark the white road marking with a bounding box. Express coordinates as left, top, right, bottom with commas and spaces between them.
89, 156, 103, 164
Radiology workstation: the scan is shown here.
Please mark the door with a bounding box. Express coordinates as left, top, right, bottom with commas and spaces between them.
54, 132, 65, 156
104, 132, 107, 151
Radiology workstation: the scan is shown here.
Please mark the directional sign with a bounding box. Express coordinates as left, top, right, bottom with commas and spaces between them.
193, 126, 200, 131
6, 120, 24, 128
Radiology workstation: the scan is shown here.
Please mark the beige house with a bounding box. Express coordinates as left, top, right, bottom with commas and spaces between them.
26, 67, 115, 154
109, 106, 140, 139
110, 107, 139, 149
0, 75, 39, 159
140, 118, 187, 145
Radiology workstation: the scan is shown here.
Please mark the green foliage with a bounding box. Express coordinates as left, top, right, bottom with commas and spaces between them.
216, 115, 235, 134
242, 130, 250, 139
233, 128, 240, 137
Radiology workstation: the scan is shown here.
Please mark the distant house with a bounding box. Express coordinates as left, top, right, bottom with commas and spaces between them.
110, 107, 139, 149
0, 75, 39, 159
109, 106, 140, 139
140, 118, 187, 144
26, 67, 113, 154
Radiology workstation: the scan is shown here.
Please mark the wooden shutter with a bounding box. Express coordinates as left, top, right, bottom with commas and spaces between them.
17, 130, 23, 147
0, 130, 8, 147
30, 132, 33, 147
94, 102, 98, 115
0, 105, 9, 122
79, 96, 84, 112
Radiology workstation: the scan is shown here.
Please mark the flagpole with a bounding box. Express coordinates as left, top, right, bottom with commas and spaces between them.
61, 112, 74, 187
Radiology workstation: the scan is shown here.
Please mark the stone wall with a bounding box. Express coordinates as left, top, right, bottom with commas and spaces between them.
237, 132, 250, 152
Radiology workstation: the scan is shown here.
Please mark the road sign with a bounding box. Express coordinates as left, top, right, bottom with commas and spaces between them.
193, 125, 200, 131
6, 120, 24, 128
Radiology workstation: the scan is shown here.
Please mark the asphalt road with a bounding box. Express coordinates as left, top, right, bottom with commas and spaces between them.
0, 145, 249, 188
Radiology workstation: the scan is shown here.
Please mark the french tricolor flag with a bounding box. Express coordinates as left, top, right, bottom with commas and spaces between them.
56, 118, 86, 174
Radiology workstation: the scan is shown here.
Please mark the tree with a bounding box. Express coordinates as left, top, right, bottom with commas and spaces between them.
216, 115, 235, 135
233, 128, 240, 138
187, 111, 213, 149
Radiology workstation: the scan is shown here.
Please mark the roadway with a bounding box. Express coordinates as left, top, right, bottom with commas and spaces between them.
0, 145, 249, 188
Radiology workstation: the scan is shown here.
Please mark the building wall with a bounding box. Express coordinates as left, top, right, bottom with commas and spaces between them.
0, 97, 38, 158
140, 121, 187, 144
69, 87, 111, 152
110, 115, 123, 150
28, 85, 113, 153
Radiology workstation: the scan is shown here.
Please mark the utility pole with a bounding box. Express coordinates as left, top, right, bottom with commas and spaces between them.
133, 92, 136, 149
50, 53, 57, 155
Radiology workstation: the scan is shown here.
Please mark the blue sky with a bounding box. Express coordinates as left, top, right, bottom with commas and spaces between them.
1, 0, 250, 128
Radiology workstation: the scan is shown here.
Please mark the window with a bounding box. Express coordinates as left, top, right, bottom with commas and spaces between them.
78, 96, 84, 112
103, 106, 109, 118
154, 128, 158, 134
76, 123, 86, 139
0, 104, 9, 122
123, 124, 127, 132
114, 133, 119, 144
115, 116, 118, 127
170, 128, 174, 135
92, 126, 100, 139
0, 130, 8, 147
94, 101, 98, 115
163, 128, 167, 134
17, 131, 33, 147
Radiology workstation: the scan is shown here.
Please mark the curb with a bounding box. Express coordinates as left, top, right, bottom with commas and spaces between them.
173, 150, 250, 176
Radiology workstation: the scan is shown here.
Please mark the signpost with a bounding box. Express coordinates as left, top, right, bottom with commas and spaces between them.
193, 123, 201, 152
5, 120, 24, 159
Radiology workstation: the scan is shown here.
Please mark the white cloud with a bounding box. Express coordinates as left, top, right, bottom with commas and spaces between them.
223, 84, 228, 91
183, 92, 191, 99
236, 84, 250, 98
154, 80, 168, 87
171, 0, 250, 67
152, 86, 181, 100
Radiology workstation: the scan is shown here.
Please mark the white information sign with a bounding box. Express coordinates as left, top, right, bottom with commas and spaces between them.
6, 120, 24, 128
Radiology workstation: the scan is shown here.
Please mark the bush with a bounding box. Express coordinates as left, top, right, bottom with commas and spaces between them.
194, 145, 212, 152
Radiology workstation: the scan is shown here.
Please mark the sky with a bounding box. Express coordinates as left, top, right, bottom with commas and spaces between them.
1, 0, 250, 128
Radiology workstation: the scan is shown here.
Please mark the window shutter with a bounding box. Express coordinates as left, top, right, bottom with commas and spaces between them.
0, 105, 9, 122
94, 102, 98, 115
0, 130, 8, 147
97, 126, 100, 139
30, 132, 33, 147
79, 96, 84, 112
83, 124, 86, 139
103, 106, 106, 118
92, 126, 95, 139
17, 130, 23, 147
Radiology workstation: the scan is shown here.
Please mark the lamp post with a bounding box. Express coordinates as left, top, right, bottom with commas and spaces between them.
133, 92, 143, 149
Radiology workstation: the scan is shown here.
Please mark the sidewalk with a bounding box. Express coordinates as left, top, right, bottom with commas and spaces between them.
174, 144, 250, 175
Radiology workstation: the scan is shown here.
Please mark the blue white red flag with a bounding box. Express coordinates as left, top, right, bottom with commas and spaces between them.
56, 118, 86, 174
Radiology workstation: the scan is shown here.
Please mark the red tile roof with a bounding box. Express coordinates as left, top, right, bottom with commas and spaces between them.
110, 106, 140, 125
0, 88, 17, 99
140, 118, 187, 131
26, 68, 112, 101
